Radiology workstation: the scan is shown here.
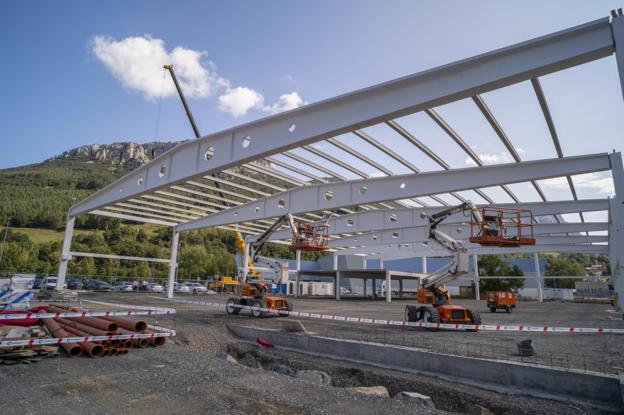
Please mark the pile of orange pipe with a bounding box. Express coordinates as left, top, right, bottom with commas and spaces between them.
40, 304, 166, 358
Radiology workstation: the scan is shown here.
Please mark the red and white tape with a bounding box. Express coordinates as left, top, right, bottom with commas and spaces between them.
0, 309, 174, 320
0, 330, 176, 348
80, 299, 176, 313
153, 296, 624, 334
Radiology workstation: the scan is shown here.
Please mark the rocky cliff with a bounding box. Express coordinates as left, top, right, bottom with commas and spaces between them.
50, 141, 183, 168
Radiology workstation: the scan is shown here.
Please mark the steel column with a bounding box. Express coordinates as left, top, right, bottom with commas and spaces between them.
295, 249, 301, 298
613, 12, 624, 101
422, 256, 427, 273
167, 231, 180, 299
56, 215, 75, 291
609, 152, 624, 310
385, 269, 392, 303
534, 253, 543, 303
473, 255, 480, 301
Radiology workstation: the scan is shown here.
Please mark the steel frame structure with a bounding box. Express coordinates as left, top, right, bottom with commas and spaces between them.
57, 12, 624, 306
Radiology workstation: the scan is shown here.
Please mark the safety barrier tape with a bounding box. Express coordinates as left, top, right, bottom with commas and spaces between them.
0, 330, 176, 348
0, 308, 174, 320
152, 296, 624, 334
80, 299, 176, 313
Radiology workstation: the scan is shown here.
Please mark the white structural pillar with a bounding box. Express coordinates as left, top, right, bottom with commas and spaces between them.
385, 269, 392, 303
472, 255, 480, 301
333, 253, 340, 300
533, 253, 543, 303
614, 11, 624, 102
295, 249, 301, 298
56, 215, 75, 291
608, 152, 624, 310
166, 231, 180, 299
422, 256, 427, 273
242, 239, 250, 282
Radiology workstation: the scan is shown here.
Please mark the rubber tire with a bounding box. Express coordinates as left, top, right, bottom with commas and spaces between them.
423, 308, 440, 324
505, 306, 512, 313
489, 306, 496, 313
467, 309, 481, 332
251, 299, 266, 318
226, 298, 240, 315
405, 305, 419, 322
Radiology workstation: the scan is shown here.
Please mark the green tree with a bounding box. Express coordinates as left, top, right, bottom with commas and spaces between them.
477, 255, 524, 292
544, 254, 586, 288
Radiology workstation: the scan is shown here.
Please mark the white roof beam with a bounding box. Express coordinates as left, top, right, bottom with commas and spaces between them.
351, 243, 608, 258
70, 17, 613, 216
329, 224, 608, 249
269, 198, 607, 240
425, 108, 521, 203
175, 153, 612, 231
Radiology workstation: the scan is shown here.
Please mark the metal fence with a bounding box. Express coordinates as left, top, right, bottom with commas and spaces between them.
247, 317, 618, 375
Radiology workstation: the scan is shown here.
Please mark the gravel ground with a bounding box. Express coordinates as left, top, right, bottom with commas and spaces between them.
3, 291, 619, 415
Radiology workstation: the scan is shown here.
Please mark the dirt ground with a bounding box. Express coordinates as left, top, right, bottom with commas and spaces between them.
1, 292, 622, 414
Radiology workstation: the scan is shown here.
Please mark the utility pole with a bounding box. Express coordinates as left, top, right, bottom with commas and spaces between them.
0, 217, 10, 270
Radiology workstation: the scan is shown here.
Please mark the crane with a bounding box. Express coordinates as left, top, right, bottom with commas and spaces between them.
405, 201, 484, 327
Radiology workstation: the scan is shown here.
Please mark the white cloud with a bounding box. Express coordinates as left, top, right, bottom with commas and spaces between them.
93, 34, 306, 117
217, 87, 265, 117
266, 91, 306, 114
541, 173, 614, 195
92, 35, 226, 100
465, 152, 512, 165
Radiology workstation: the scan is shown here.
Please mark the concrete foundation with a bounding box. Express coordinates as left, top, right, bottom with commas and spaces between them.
229, 324, 623, 411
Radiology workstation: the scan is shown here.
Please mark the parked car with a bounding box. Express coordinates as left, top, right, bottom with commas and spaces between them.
84, 279, 112, 291
185, 282, 208, 294
174, 282, 190, 293
32, 277, 43, 290
66, 279, 83, 290
146, 283, 164, 293
113, 282, 134, 292
43, 276, 67, 291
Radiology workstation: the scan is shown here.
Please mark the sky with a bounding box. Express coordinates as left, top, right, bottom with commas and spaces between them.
1, 0, 623, 216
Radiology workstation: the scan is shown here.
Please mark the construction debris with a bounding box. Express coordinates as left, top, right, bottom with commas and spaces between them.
0, 325, 58, 364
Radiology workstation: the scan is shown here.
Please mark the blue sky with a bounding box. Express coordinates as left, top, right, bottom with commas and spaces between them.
1, 0, 623, 215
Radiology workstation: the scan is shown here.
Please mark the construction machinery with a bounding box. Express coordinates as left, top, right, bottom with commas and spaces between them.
405, 202, 535, 327
225, 213, 298, 317
405, 201, 484, 327
486, 291, 517, 313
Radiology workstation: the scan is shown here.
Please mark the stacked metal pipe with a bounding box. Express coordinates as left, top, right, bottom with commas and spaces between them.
44, 304, 166, 358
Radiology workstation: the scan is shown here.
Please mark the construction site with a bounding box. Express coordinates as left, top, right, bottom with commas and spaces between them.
3, 5, 624, 415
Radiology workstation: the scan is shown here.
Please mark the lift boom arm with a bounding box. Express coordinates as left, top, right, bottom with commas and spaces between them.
420, 201, 482, 289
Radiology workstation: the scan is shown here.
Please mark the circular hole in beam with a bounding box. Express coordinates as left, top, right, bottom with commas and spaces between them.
205, 147, 214, 161
278, 199, 286, 208
241, 136, 251, 148
324, 190, 334, 201
159, 165, 167, 177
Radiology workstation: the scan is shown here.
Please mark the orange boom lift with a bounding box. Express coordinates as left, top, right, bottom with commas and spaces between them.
405, 202, 534, 328
226, 214, 329, 317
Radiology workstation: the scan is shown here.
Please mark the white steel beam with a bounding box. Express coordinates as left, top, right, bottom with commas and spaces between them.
175, 154, 612, 231
70, 17, 613, 216
268, 199, 608, 240
89, 209, 178, 226
69, 252, 171, 263
342, 243, 608, 258
329, 232, 607, 249
613, 12, 624, 100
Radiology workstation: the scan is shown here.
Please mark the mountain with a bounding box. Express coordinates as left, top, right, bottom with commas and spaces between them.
48, 141, 182, 169
0, 141, 181, 229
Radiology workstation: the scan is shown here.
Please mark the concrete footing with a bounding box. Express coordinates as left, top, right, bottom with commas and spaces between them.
228, 324, 623, 411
